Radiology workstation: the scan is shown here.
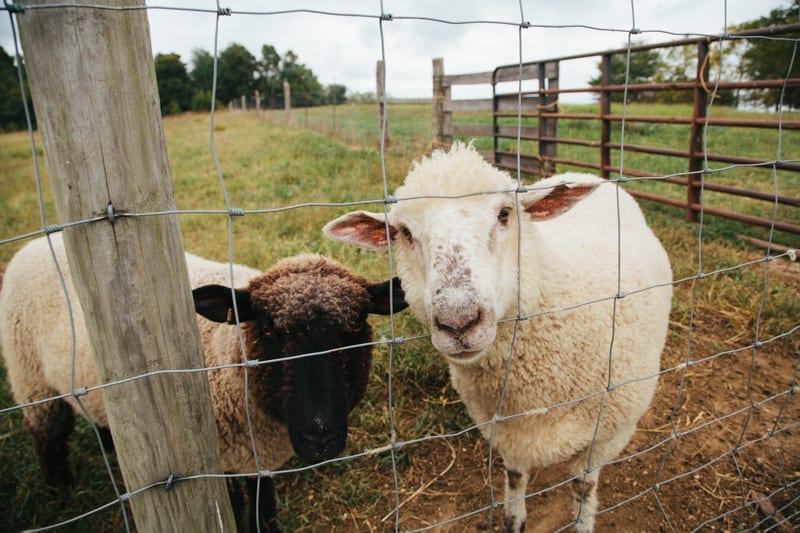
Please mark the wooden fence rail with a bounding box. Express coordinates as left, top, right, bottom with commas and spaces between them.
432, 23, 800, 243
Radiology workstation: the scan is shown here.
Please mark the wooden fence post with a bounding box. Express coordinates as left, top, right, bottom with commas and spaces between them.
538, 61, 559, 176
331, 81, 337, 135
376, 60, 390, 148
432, 57, 452, 149
15, 1, 236, 530
599, 53, 612, 179
283, 80, 292, 119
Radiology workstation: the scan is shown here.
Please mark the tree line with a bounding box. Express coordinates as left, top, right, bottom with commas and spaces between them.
589, 2, 799, 110
0, 2, 796, 132
156, 43, 346, 116
0, 42, 347, 132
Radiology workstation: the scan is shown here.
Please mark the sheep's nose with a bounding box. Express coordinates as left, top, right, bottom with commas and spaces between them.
435, 309, 482, 336
292, 427, 347, 463
298, 429, 341, 448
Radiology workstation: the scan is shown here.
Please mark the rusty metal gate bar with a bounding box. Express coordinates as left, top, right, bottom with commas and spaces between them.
688, 39, 710, 223
471, 23, 800, 240
435, 24, 800, 239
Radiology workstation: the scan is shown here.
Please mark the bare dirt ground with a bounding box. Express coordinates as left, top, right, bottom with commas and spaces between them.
375, 338, 799, 532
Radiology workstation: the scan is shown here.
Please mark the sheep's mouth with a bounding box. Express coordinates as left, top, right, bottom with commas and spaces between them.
290, 428, 347, 464
444, 349, 486, 364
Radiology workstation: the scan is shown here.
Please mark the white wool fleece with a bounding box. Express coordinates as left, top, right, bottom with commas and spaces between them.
0, 233, 292, 473
323, 141, 673, 532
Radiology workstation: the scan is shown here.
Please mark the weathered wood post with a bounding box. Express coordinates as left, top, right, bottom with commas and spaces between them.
283, 80, 292, 120
15, 1, 235, 530
599, 53, 613, 180
538, 61, 559, 176
431, 57, 452, 149
331, 82, 337, 135
431, 57, 445, 148
376, 60, 390, 148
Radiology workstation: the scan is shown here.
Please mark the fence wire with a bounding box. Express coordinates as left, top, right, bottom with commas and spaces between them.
0, 1, 798, 532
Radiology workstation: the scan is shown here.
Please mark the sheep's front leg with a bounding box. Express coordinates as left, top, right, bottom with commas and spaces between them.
571, 468, 599, 533
25, 399, 75, 488
500, 466, 529, 533
246, 476, 280, 533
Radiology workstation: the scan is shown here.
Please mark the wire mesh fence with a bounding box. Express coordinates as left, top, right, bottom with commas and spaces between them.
0, 1, 798, 532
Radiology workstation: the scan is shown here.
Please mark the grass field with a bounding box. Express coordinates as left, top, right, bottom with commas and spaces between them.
1, 104, 798, 531
266, 101, 800, 249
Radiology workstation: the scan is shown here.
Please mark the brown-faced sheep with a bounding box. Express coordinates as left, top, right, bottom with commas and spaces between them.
0, 233, 407, 532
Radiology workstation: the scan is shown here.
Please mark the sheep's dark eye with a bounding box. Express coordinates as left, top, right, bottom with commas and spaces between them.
498, 207, 511, 225
400, 225, 413, 242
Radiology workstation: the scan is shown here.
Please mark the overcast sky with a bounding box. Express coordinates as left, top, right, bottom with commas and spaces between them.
0, 1, 785, 102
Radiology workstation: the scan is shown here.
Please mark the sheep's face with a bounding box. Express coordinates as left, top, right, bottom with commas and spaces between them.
323, 144, 599, 366
193, 256, 407, 464
390, 193, 520, 363
323, 191, 521, 363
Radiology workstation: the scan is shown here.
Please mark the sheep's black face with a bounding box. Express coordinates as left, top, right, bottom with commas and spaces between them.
284, 345, 370, 464
251, 305, 374, 465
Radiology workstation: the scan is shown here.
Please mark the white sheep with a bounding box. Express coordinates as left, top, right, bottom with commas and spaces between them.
0, 232, 406, 532
323, 142, 673, 532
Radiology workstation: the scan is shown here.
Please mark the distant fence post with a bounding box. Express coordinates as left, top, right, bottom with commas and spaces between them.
331, 84, 337, 134
255, 89, 261, 110
15, 1, 235, 530
538, 61, 559, 175
432, 57, 452, 149
599, 53, 612, 179
377, 60, 390, 148
283, 80, 292, 119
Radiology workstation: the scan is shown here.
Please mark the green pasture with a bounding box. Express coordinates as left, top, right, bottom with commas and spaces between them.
261, 101, 800, 248
0, 103, 797, 531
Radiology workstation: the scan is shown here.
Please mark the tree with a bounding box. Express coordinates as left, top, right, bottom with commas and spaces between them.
190, 90, 223, 112
184, 43, 337, 110
256, 44, 283, 108
589, 43, 664, 103
328, 83, 347, 105
281, 50, 325, 107
656, 42, 742, 107
154, 53, 192, 115
735, 0, 800, 110
190, 48, 215, 92
0, 46, 34, 132
346, 91, 376, 104
216, 43, 257, 105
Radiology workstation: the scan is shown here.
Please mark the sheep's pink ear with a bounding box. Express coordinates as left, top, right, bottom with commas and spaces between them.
323, 211, 395, 251
520, 182, 599, 221
193, 284, 255, 324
